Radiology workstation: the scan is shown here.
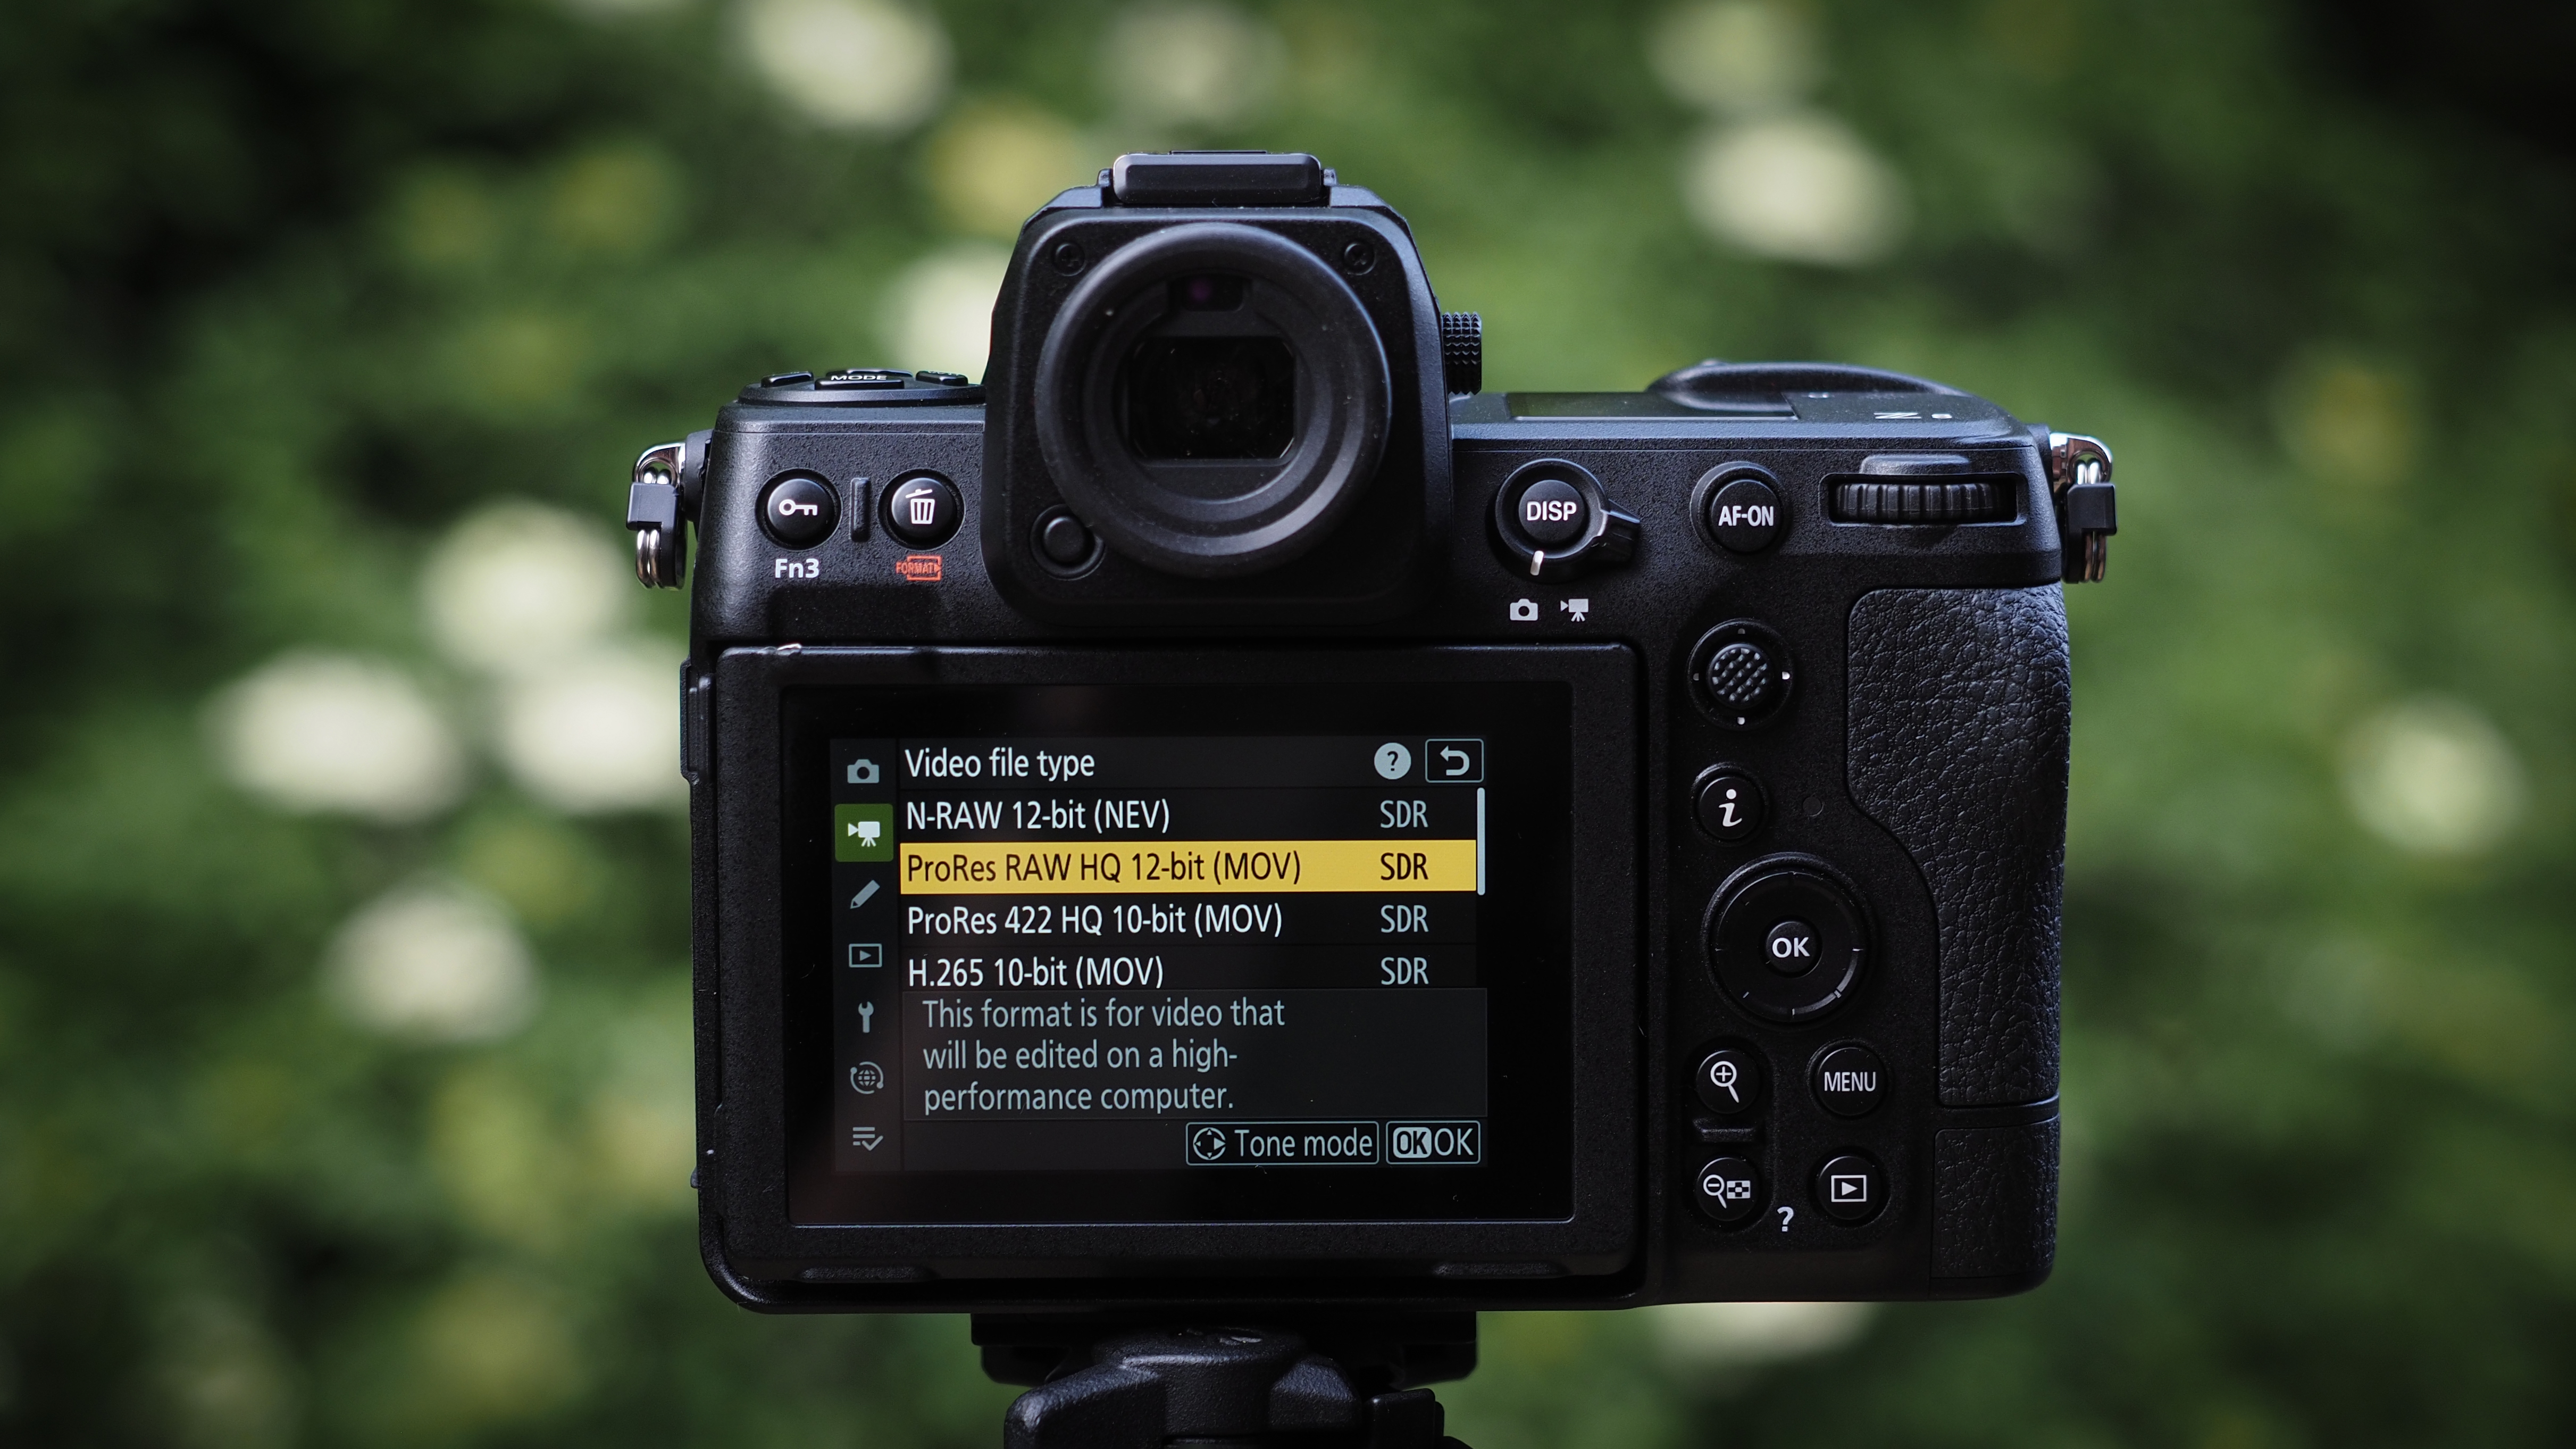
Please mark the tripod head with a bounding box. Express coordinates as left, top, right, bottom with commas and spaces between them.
976, 1317, 1477, 1449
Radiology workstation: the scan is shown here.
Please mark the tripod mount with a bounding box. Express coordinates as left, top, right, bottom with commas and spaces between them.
974, 1315, 1478, 1449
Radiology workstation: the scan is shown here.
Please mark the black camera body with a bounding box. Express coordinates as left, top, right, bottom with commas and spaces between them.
633, 153, 2114, 1320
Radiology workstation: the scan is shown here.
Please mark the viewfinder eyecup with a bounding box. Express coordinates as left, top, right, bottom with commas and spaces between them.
1033, 223, 1390, 579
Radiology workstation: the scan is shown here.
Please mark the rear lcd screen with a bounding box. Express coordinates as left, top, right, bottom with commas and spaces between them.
781, 683, 1573, 1225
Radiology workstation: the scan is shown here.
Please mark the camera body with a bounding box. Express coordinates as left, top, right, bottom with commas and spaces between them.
635, 153, 2113, 1317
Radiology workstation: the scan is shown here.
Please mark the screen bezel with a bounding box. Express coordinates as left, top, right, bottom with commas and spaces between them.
704, 645, 1639, 1294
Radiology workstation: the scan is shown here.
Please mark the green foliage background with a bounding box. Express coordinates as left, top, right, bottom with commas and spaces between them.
5, 0, 2575, 1445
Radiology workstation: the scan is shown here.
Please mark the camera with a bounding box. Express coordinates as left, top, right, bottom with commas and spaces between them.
628, 152, 2115, 1322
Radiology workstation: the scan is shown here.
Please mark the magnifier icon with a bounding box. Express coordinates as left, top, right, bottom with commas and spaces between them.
1708, 1059, 1740, 1102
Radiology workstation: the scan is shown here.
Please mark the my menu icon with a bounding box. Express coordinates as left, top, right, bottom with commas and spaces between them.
834, 803, 894, 862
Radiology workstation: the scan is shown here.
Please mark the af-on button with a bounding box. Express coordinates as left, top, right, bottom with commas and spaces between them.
1701, 470, 1784, 553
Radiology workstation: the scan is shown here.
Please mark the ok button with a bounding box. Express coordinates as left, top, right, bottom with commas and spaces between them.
1764, 919, 1819, 976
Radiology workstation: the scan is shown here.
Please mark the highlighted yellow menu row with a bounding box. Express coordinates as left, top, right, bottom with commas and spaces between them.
899, 839, 1479, 895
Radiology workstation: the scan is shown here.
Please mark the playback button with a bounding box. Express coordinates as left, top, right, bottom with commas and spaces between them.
1813, 1153, 1885, 1223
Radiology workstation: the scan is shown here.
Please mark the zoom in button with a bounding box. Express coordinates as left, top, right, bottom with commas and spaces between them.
1693, 1047, 1762, 1114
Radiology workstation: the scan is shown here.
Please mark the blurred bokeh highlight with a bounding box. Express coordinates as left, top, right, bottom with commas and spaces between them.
4, 0, 2573, 1444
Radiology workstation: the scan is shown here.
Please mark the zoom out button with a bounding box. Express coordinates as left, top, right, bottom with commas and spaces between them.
1695, 1156, 1760, 1225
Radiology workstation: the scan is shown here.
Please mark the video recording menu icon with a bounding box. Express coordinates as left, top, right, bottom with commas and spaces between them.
835, 803, 893, 862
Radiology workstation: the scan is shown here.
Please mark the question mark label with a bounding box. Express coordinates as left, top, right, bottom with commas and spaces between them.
1776, 1205, 1795, 1232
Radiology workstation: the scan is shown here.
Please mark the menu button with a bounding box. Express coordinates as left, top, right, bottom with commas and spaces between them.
1811, 1044, 1885, 1117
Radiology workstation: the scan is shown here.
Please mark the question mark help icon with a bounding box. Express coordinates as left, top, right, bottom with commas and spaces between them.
1777, 1205, 1795, 1232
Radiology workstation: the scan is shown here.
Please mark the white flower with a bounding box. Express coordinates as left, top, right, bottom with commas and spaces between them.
2343, 696, 2523, 856
1649, 2, 1820, 116
1100, 3, 1284, 128
1648, 1300, 1876, 1368
741, 0, 950, 132
325, 879, 537, 1043
208, 652, 465, 823
421, 502, 630, 679
1682, 114, 1910, 267
495, 640, 683, 814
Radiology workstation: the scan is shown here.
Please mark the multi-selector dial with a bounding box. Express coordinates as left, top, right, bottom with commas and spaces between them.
1690, 621, 1794, 729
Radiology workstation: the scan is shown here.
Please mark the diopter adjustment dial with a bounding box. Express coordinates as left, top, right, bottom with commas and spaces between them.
1440, 311, 1483, 395
1489, 458, 1641, 582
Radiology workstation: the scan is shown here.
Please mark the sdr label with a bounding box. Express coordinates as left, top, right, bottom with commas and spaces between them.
1387, 1120, 1481, 1164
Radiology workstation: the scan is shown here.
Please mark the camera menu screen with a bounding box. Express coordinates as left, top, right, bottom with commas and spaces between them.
831, 735, 1491, 1173
782, 682, 1574, 1225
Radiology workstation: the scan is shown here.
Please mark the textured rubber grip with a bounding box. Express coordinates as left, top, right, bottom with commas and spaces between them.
1933, 1119, 2059, 1280
1845, 586, 2069, 1107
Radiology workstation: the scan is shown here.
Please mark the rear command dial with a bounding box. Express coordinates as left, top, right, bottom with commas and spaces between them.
1707, 858, 1867, 1021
